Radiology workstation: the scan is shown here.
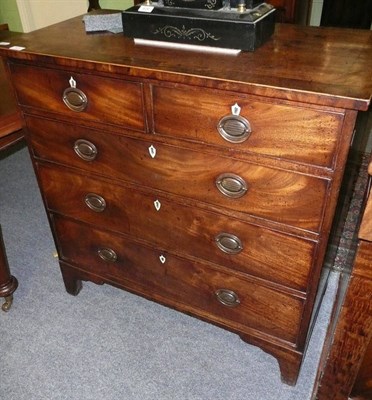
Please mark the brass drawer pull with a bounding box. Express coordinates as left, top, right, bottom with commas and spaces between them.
63, 76, 88, 112
215, 289, 240, 307
74, 139, 98, 161
217, 114, 251, 143
215, 232, 243, 254
84, 193, 106, 212
215, 173, 248, 198
98, 247, 117, 263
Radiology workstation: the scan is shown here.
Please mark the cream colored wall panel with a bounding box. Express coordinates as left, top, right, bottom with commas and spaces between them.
0, 0, 23, 31
309, 0, 324, 26
16, 0, 87, 32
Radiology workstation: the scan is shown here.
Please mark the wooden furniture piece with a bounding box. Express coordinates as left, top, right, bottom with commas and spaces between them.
0, 228, 18, 311
321, 0, 372, 29
0, 23, 21, 312
269, 0, 309, 23
88, 0, 101, 11
0, 24, 23, 148
0, 19, 371, 385
313, 156, 372, 400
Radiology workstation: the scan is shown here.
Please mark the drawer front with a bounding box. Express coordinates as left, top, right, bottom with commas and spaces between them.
38, 164, 316, 291
53, 216, 304, 344
152, 85, 344, 168
27, 116, 328, 232
10, 63, 145, 131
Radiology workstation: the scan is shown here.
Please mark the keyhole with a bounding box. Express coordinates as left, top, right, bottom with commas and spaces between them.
149, 145, 156, 158
154, 200, 161, 211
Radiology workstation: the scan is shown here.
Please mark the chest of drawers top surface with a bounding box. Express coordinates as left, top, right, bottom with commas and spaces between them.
0, 16, 371, 111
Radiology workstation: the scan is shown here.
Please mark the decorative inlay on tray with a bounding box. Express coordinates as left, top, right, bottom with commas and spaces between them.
153, 25, 220, 41
163, 0, 221, 9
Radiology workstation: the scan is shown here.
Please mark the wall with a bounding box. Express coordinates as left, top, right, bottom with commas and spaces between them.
0, 0, 23, 32
309, 0, 372, 28
309, 0, 324, 26
16, 0, 88, 32
101, 0, 132, 9
0, 0, 133, 33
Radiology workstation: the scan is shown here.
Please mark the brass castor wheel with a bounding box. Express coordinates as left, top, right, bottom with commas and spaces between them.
1, 295, 13, 312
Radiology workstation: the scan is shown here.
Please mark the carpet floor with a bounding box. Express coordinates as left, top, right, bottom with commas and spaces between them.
0, 145, 340, 400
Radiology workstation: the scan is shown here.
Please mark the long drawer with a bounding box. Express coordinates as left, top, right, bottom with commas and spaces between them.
152, 84, 344, 168
26, 115, 329, 232
9, 63, 145, 131
53, 215, 304, 345
37, 164, 316, 292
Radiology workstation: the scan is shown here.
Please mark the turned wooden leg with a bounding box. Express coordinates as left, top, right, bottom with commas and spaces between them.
59, 262, 82, 296
0, 226, 18, 312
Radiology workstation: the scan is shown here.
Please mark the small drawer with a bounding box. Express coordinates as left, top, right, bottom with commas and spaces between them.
152, 85, 344, 168
53, 216, 304, 345
27, 115, 329, 232
37, 164, 316, 291
10, 63, 145, 131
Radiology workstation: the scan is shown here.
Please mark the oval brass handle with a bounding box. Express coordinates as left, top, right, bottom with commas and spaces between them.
63, 87, 88, 112
74, 139, 98, 161
215, 173, 248, 199
217, 114, 251, 143
215, 232, 243, 254
215, 289, 241, 307
84, 193, 106, 213
98, 248, 117, 263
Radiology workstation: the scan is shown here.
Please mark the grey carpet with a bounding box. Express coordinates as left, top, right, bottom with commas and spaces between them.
0, 145, 339, 400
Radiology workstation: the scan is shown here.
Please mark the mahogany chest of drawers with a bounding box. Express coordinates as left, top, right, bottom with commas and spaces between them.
1, 19, 371, 386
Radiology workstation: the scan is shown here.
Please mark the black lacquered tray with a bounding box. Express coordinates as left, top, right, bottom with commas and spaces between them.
122, 2, 276, 51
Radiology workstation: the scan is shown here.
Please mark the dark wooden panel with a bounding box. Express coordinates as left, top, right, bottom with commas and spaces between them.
0, 27, 21, 311
351, 336, 372, 399
9, 63, 146, 132
270, 0, 297, 22
0, 59, 22, 138
152, 84, 344, 168
26, 115, 329, 232
314, 156, 372, 399
321, 0, 372, 29
359, 191, 372, 242
37, 163, 317, 292
315, 241, 372, 399
53, 215, 305, 345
